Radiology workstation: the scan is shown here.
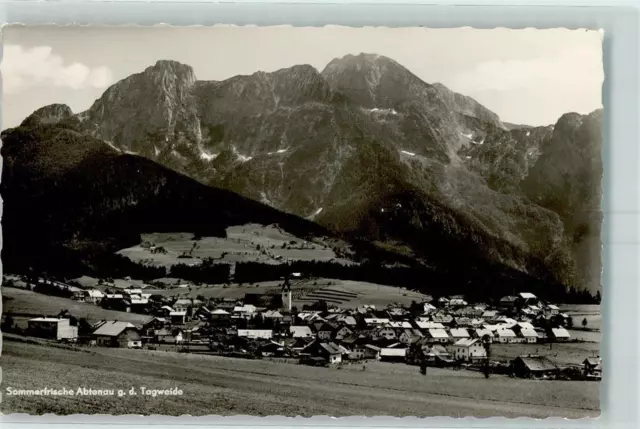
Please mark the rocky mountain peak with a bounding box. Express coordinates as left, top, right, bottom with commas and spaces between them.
20, 103, 74, 128
145, 59, 197, 86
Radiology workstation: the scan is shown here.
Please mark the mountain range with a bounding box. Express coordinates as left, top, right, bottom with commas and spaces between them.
1, 53, 603, 294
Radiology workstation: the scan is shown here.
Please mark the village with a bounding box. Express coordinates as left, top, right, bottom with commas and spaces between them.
2, 272, 602, 382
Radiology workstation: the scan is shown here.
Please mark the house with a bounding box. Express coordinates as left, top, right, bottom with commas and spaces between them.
210, 309, 231, 320
27, 318, 78, 341
430, 313, 454, 325
334, 326, 354, 340
290, 325, 313, 338
260, 341, 287, 357
364, 318, 390, 327
513, 322, 539, 343
263, 310, 284, 321
160, 305, 175, 316
84, 289, 105, 304
473, 328, 493, 340
316, 323, 337, 340
452, 338, 487, 362
155, 328, 183, 344
427, 328, 450, 343
398, 328, 424, 345
380, 343, 408, 362
545, 304, 560, 316
237, 329, 273, 339
170, 311, 187, 325
373, 326, 397, 342
511, 355, 558, 378
415, 321, 445, 331
233, 305, 257, 318
387, 321, 412, 329
583, 357, 603, 380
142, 317, 168, 336
550, 327, 571, 342
494, 328, 518, 343
448, 328, 470, 341
301, 341, 342, 364
498, 296, 519, 312
92, 321, 141, 348
446, 298, 468, 307
360, 344, 382, 360
422, 303, 437, 314
518, 292, 538, 305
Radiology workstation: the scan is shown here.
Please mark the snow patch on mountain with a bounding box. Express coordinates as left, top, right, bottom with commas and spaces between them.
369, 107, 399, 115
232, 146, 253, 163
526, 131, 531, 137
460, 132, 473, 139
199, 149, 218, 161
400, 150, 416, 156
267, 148, 289, 155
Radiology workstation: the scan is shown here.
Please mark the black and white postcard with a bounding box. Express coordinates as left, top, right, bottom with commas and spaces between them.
1, 25, 603, 418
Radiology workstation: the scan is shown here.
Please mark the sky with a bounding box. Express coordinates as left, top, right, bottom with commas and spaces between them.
1, 25, 603, 129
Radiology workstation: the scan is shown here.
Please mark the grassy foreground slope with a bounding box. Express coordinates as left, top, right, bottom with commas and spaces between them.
2, 339, 599, 417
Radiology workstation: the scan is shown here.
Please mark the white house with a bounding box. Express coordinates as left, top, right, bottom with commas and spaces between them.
550, 327, 571, 342
238, 329, 273, 339
494, 328, 518, 343
452, 338, 487, 362
428, 328, 450, 343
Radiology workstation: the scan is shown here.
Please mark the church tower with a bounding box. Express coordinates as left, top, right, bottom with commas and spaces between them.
281, 272, 292, 311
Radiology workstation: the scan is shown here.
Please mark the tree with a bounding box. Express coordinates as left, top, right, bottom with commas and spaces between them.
566, 316, 574, 329
2, 312, 15, 331
595, 290, 602, 304
582, 318, 588, 328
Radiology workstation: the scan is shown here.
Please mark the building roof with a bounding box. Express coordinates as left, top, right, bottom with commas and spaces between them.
29, 317, 67, 323
386, 321, 412, 329
475, 328, 493, 338
584, 357, 602, 366
551, 327, 571, 338
93, 321, 135, 337
519, 292, 537, 300
495, 328, 517, 337
517, 355, 558, 372
290, 326, 313, 337
429, 328, 449, 339
264, 310, 284, 318
449, 328, 470, 338
170, 311, 187, 316
500, 296, 518, 303
319, 342, 341, 355
454, 338, 480, 348
519, 328, 539, 338
416, 321, 445, 330
86, 289, 105, 297
517, 322, 536, 330
380, 347, 407, 356
546, 304, 560, 310
211, 309, 230, 315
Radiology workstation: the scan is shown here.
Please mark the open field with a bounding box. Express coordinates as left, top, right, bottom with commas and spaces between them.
116, 225, 353, 268
490, 342, 601, 366
1, 338, 600, 417
2, 287, 152, 325
115, 278, 430, 309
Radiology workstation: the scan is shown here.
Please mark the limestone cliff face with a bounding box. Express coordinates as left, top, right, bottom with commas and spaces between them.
9, 54, 603, 292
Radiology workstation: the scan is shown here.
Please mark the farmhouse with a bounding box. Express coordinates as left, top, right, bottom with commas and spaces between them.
92, 321, 141, 348
550, 327, 571, 342
27, 317, 78, 341
361, 344, 382, 360
398, 328, 423, 344
583, 357, 603, 380
316, 323, 337, 340
511, 355, 558, 378
452, 338, 487, 362
301, 341, 343, 364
